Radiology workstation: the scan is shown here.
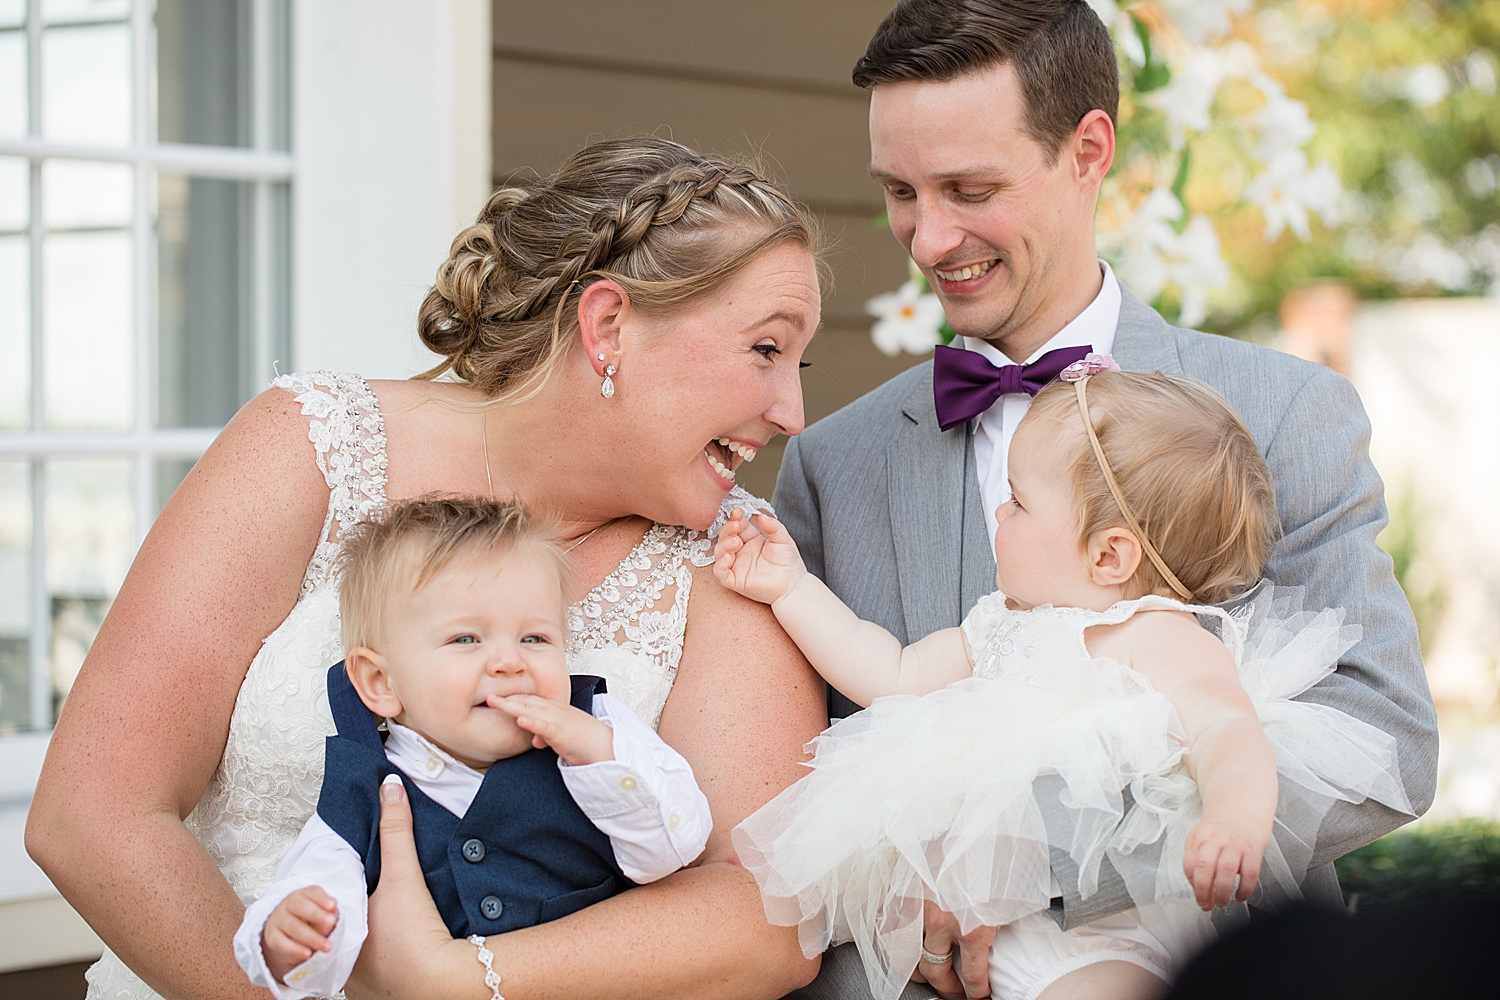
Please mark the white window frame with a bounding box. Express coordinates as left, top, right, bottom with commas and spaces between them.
0, 0, 291, 913
0, 0, 489, 967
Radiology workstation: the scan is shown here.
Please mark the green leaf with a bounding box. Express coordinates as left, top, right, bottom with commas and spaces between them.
1171, 147, 1192, 233
873, 211, 889, 231
939, 321, 957, 346
1130, 14, 1172, 93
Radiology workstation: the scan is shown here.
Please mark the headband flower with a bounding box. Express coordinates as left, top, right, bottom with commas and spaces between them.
1058, 353, 1122, 382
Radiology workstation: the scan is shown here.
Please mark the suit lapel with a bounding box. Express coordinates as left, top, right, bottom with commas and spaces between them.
888, 368, 969, 641
1111, 284, 1185, 375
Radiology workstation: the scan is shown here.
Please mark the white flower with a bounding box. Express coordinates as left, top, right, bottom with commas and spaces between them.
866, 279, 946, 357
1248, 85, 1317, 161
1405, 63, 1450, 108
1111, 189, 1230, 328
1145, 51, 1225, 146
1246, 150, 1342, 241
1466, 49, 1498, 94
1158, 0, 1252, 43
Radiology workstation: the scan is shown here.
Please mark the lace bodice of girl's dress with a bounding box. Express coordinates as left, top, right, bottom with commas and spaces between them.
85, 371, 771, 1000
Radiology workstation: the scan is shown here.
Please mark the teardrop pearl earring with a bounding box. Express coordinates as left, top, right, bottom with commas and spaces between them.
601, 364, 617, 399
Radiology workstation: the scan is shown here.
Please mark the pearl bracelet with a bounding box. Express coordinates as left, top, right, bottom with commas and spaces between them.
467, 934, 505, 1000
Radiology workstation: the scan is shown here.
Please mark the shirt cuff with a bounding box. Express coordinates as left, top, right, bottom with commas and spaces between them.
234, 876, 364, 1000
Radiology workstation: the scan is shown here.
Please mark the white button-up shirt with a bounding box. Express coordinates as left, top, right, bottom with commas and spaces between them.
966, 262, 1121, 543
234, 692, 711, 1000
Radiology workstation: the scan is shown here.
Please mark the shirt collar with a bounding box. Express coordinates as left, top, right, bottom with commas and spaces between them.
384, 720, 484, 781
962, 260, 1121, 367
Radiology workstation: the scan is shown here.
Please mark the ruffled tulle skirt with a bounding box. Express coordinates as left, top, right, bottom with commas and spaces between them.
731, 587, 1413, 1000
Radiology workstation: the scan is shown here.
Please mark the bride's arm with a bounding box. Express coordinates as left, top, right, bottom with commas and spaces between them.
25, 389, 328, 1000
347, 565, 828, 1000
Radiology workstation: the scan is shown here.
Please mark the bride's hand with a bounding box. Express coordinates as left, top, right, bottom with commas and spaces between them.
343, 778, 474, 999
712, 509, 806, 606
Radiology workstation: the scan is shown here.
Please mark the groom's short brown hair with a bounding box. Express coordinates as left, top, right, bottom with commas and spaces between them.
853, 0, 1119, 162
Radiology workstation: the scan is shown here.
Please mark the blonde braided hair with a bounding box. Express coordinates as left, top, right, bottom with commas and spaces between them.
417, 137, 822, 402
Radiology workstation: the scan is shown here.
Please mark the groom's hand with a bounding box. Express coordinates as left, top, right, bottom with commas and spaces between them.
712, 509, 806, 605
914, 900, 995, 998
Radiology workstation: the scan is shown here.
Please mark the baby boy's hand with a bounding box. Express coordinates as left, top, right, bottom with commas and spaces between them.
491, 694, 615, 766
712, 509, 807, 606
1183, 816, 1266, 910
262, 885, 339, 983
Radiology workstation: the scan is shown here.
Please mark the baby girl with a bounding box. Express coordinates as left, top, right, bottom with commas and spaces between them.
234, 497, 711, 999
714, 365, 1411, 1000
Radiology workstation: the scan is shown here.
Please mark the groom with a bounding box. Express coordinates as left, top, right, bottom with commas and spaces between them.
775, 1, 1438, 997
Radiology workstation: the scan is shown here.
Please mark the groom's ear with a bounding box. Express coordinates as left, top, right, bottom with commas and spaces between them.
1069, 108, 1116, 189
345, 646, 404, 719
577, 279, 628, 375
1086, 526, 1142, 589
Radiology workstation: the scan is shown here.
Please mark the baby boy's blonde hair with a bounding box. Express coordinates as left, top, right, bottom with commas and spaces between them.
335, 496, 573, 653
1027, 372, 1279, 605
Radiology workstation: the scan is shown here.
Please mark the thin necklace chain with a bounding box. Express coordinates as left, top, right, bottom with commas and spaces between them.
483, 407, 610, 555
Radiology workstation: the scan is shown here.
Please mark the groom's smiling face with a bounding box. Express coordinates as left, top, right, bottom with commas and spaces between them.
869, 61, 1113, 361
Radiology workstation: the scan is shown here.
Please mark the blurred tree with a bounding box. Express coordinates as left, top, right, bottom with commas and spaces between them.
1199, 0, 1500, 334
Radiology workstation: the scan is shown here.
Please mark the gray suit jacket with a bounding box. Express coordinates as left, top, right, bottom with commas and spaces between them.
773, 284, 1438, 927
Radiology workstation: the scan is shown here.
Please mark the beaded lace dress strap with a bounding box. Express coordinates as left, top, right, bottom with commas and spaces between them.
272, 371, 390, 551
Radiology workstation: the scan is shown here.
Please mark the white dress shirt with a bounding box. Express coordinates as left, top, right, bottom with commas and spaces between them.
967, 262, 1121, 544
234, 692, 712, 1000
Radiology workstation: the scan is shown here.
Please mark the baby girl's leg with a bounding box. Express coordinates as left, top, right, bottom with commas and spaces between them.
1034, 961, 1166, 1000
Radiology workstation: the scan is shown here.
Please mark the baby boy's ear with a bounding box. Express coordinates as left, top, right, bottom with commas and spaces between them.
345, 647, 404, 719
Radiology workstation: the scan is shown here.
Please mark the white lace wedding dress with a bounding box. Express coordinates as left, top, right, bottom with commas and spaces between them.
84, 371, 770, 1000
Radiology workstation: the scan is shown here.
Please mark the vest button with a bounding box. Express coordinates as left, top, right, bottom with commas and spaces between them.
480, 895, 504, 920
462, 838, 485, 863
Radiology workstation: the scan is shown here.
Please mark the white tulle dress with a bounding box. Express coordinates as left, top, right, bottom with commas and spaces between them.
732, 586, 1414, 1000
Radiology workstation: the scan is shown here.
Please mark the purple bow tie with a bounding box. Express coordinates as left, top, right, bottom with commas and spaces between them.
932, 344, 1093, 431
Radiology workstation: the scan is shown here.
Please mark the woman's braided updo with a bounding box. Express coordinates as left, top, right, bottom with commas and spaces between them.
417, 136, 822, 401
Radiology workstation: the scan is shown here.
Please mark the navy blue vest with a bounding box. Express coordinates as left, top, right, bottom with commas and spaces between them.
316, 663, 631, 938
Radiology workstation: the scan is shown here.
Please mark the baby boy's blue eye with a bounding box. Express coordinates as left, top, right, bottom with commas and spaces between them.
454, 635, 478, 644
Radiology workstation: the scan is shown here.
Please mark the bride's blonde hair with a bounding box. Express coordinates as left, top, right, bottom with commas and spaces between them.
416, 136, 822, 403
1027, 372, 1279, 604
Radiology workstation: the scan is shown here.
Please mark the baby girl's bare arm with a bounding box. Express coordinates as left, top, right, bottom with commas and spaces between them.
1094, 611, 1278, 907
714, 510, 972, 706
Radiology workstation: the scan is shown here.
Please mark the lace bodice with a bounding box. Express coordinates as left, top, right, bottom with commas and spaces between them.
961, 591, 1244, 688
85, 371, 771, 1000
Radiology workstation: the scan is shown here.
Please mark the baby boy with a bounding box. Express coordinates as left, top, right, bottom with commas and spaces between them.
233, 497, 711, 999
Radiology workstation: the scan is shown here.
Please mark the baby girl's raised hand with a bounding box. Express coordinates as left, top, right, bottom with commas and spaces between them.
1183, 815, 1266, 910
262, 885, 338, 983
492, 694, 615, 767
712, 509, 806, 605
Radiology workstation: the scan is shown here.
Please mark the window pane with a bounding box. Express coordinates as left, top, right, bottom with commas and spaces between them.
46, 459, 132, 719
42, 24, 130, 146
0, 462, 29, 735
43, 158, 131, 230
156, 0, 249, 148
264, 0, 290, 151
0, 236, 28, 429
0, 31, 25, 138
157, 173, 251, 428
45, 231, 132, 430
0, 1, 25, 28
0, 155, 27, 230
42, 0, 130, 25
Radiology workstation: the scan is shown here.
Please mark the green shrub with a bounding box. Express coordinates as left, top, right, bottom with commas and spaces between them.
1337, 820, 1500, 912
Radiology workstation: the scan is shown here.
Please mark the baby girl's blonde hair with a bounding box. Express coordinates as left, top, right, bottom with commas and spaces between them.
1026, 372, 1278, 605
335, 496, 572, 652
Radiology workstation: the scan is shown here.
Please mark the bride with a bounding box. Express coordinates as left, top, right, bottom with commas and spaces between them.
26, 137, 828, 1000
